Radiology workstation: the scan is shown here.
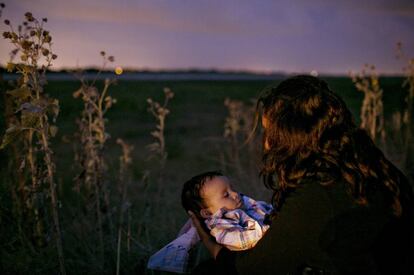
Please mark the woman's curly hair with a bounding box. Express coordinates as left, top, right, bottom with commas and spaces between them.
258, 75, 413, 217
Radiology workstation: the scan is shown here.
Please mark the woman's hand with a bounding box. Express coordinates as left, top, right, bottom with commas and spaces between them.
188, 211, 223, 259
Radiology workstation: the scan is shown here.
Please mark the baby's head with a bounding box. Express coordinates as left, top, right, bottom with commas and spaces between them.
181, 171, 242, 220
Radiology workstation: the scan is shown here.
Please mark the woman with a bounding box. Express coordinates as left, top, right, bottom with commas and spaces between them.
189, 75, 414, 274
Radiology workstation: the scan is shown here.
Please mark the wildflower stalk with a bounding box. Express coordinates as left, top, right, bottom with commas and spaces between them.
146, 87, 174, 170
351, 64, 386, 143
0, 10, 65, 274
146, 88, 174, 230
223, 98, 257, 176
73, 51, 116, 269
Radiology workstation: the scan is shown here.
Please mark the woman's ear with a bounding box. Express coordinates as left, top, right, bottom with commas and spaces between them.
200, 208, 211, 219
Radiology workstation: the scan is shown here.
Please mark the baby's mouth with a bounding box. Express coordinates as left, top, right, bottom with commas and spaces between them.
236, 198, 242, 208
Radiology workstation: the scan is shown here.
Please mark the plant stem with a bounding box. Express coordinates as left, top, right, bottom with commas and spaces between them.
40, 127, 66, 275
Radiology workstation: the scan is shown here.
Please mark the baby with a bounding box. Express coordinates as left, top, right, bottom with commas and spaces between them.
147, 171, 273, 273
181, 171, 273, 251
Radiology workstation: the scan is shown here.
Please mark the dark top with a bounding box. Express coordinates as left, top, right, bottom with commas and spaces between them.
194, 180, 414, 275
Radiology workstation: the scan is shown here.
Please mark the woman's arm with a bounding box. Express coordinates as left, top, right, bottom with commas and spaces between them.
218, 183, 337, 274
188, 211, 223, 259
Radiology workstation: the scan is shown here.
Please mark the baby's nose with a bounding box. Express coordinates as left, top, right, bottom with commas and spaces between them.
232, 192, 239, 200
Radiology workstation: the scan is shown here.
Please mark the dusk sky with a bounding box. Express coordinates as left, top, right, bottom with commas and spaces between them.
1, 0, 413, 74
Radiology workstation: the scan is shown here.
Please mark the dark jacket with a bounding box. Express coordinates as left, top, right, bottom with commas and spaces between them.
194, 180, 414, 275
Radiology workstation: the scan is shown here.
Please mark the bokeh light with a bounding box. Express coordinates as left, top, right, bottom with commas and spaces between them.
115, 66, 123, 75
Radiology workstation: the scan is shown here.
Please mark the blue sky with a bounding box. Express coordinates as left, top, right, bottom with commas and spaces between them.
1, 0, 413, 74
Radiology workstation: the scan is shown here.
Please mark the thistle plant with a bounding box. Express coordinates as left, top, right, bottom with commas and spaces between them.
0, 10, 65, 275
72, 51, 116, 268
146, 87, 174, 169
351, 64, 386, 143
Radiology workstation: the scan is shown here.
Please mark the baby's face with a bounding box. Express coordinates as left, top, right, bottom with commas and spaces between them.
200, 176, 242, 217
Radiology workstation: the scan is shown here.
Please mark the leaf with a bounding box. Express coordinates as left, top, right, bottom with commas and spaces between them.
146, 143, 160, 152
16, 102, 44, 114
0, 125, 23, 150
19, 158, 26, 171
49, 125, 58, 137
151, 131, 160, 138
47, 98, 59, 121
6, 62, 15, 72
73, 88, 83, 98
21, 111, 40, 128
38, 74, 47, 86
7, 87, 31, 99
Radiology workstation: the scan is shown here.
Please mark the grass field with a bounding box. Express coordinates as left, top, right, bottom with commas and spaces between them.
0, 76, 410, 274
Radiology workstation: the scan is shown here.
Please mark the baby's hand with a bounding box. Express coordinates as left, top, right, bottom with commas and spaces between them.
188, 211, 223, 259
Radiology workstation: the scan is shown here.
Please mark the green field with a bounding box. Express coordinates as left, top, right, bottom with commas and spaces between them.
0, 77, 410, 274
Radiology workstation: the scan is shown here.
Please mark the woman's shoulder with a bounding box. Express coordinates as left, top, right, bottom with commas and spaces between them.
228, 180, 340, 274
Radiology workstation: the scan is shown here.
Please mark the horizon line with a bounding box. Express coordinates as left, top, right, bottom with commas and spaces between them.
0, 65, 406, 78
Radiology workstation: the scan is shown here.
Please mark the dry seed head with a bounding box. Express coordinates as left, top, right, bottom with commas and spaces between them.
52, 54, 57, 60
43, 35, 52, 43
3, 31, 10, 38
6, 62, 14, 72
0, 3, 5, 8
25, 12, 34, 22
163, 87, 174, 99
108, 56, 114, 62
21, 40, 33, 50
100, 51, 106, 56
42, 18, 47, 22
4, 19, 9, 25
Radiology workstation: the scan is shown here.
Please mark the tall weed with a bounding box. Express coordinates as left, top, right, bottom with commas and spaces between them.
0, 9, 65, 274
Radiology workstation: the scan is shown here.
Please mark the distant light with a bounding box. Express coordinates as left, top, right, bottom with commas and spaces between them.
115, 66, 123, 75
310, 70, 318, 77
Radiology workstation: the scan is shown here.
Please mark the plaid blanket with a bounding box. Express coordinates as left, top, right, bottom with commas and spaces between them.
205, 194, 273, 251
147, 219, 200, 273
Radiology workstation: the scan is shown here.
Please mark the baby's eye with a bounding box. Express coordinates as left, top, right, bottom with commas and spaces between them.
224, 192, 229, 197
